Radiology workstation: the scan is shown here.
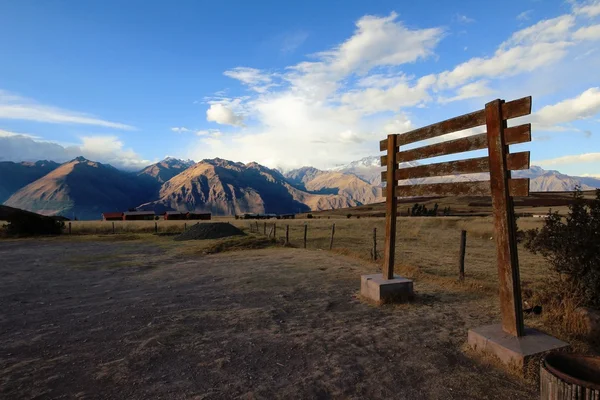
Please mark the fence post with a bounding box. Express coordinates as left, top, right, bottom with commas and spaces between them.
458, 230, 466, 281
273, 223, 276, 239
68, 222, 72, 235
408, 207, 411, 217
329, 223, 335, 250
303, 224, 307, 249
184, 222, 187, 232
112, 222, 115, 234
383, 134, 399, 279
285, 225, 289, 246
249, 223, 253, 232
485, 99, 525, 337
263, 222, 266, 235
373, 228, 377, 260
155, 222, 158, 233
268, 226, 274, 238
255, 221, 259, 233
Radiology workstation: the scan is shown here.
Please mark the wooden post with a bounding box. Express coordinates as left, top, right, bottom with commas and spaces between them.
249, 223, 253, 232
263, 222, 266, 235
407, 207, 411, 217
155, 222, 158, 233
458, 230, 466, 281
184, 222, 187, 232
255, 221, 259, 232
285, 225, 289, 246
383, 134, 398, 279
329, 223, 335, 250
373, 228, 377, 260
303, 224, 307, 249
273, 223, 276, 239
485, 99, 525, 337
268, 226, 274, 238
68, 222, 71, 235
112, 222, 115, 234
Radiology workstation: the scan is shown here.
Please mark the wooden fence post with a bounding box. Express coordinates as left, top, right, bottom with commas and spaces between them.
486, 99, 525, 337
263, 222, 266, 235
329, 223, 335, 250
256, 221, 259, 232
273, 223, 276, 239
458, 230, 466, 281
373, 228, 377, 261
303, 224, 307, 249
184, 222, 187, 232
155, 222, 158, 233
285, 225, 289, 246
112, 222, 115, 234
268, 226, 274, 238
383, 134, 398, 279
68, 222, 71, 235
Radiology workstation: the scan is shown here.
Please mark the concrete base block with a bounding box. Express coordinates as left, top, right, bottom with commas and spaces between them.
360, 274, 414, 304
468, 324, 569, 370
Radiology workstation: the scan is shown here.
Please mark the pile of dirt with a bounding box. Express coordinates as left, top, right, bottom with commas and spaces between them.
174, 222, 245, 241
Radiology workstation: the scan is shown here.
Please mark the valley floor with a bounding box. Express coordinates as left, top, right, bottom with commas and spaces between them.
0, 231, 548, 399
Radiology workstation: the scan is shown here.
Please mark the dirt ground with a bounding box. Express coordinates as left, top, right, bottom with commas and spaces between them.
0, 237, 538, 399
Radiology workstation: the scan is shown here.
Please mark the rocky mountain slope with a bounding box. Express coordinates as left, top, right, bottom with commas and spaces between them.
0, 160, 60, 203
137, 157, 195, 184
138, 159, 358, 216
285, 166, 381, 205
4, 157, 155, 220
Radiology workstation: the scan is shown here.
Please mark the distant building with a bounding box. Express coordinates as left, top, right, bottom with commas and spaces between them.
122, 211, 155, 221
187, 212, 211, 220
163, 211, 187, 220
102, 212, 124, 221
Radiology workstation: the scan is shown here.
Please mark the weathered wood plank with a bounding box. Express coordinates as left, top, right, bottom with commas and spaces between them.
379, 96, 532, 151
486, 98, 525, 337
381, 178, 529, 197
381, 152, 530, 182
383, 134, 398, 280
380, 123, 530, 165
395, 157, 489, 180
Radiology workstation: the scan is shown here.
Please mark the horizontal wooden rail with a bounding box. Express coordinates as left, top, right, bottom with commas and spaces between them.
380, 97, 531, 151
381, 178, 530, 198
380, 123, 531, 165
381, 151, 530, 182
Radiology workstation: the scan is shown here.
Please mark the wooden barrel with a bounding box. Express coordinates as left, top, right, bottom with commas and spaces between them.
540, 352, 600, 399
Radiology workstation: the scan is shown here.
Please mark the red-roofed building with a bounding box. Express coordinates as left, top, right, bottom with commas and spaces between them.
102, 212, 123, 221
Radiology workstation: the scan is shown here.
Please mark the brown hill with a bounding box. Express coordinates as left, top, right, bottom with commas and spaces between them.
285, 166, 381, 205
138, 159, 357, 215
4, 157, 154, 220
0, 160, 60, 203
137, 157, 194, 184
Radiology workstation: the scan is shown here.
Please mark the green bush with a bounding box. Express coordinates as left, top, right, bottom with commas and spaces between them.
524, 189, 600, 309
306, 214, 313, 219
347, 213, 352, 219
3, 213, 65, 236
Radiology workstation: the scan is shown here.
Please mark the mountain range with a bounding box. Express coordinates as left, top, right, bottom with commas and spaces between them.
1, 155, 599, 220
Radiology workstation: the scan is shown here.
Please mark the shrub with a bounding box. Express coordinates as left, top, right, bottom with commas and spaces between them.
524, 189, 600, 309
347, 213, 352, 219
306, 214, 313, 219
3, 213, 65, 236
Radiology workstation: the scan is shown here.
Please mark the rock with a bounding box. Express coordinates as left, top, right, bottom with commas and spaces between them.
575, 307, 600, 337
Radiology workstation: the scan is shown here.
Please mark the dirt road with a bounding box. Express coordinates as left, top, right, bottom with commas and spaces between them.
0, 239, 536, 399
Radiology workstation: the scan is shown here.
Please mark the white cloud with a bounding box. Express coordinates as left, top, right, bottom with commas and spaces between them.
537, 152, 600, 166
573, 24, 600, 40
0, 129, 40, 139
223, 67, 275, 93
0, 134, 149, 169
533, 87, 600, 129
573, 0, 600, 17
281, 31, 309, 54
206, 104, 245, 127
455, 14, 475, 23
517, 10, 533, 21
0, 89, 135, 130
438, 80, 494, 103
170, 127, 190, 133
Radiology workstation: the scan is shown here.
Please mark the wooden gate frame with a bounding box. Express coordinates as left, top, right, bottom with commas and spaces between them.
380, 97, 532, 337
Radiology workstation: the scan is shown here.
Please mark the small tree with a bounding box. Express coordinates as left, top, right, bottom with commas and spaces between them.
525, 188, 600, 309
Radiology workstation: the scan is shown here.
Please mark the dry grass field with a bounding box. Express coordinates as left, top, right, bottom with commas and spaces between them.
0, 216, 595, 399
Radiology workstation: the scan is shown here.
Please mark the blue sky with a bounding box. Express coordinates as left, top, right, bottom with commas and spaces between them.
0, 0, 599, 177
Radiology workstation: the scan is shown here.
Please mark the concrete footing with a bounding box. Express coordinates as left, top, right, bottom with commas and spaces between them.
468, 324, 569, 370
360, 274, 414, 304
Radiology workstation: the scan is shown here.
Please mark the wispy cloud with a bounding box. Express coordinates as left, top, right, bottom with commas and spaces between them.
0, 90, 136, 130
281, 30, 309, 54
536, 152, 600, 166
516, 10, 533, 21
454, 14, 475, 23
